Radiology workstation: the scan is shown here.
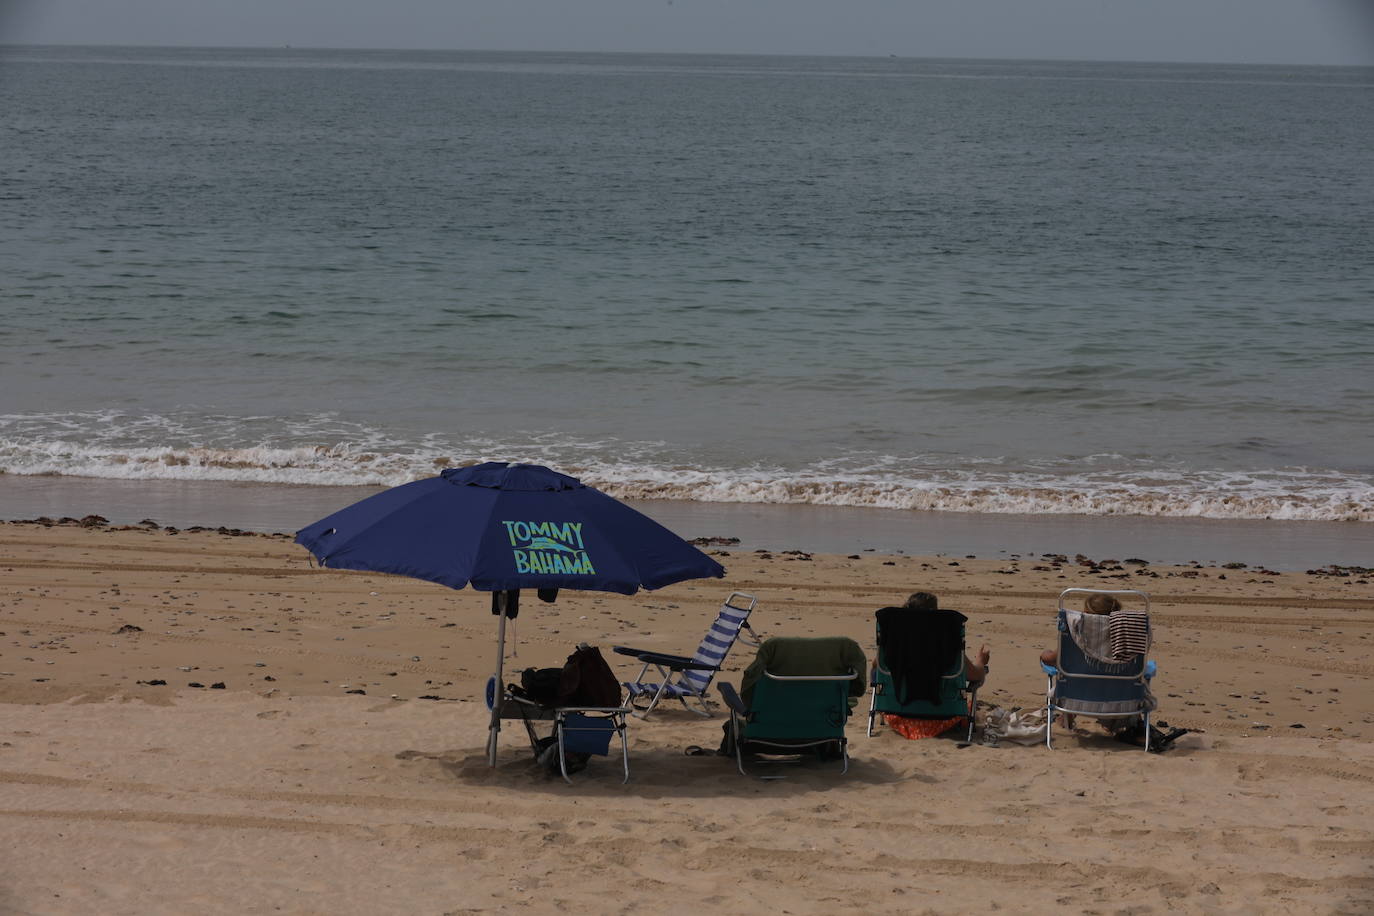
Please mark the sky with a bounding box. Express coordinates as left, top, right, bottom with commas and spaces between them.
2, 0, 1373, 66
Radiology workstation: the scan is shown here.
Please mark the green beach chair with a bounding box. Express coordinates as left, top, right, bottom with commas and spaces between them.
717, 636, 864, 778
867, 606, 979, 741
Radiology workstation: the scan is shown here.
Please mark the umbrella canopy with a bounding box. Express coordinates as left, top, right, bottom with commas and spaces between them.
296, 462, 724, 594
295, 461, 726, 767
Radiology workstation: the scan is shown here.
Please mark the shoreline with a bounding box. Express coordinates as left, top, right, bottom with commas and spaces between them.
2, 472, 1372, 571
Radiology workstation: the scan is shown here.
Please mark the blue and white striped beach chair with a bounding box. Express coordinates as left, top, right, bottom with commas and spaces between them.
614, 592, 758, 718
1043, 588, 1157, 751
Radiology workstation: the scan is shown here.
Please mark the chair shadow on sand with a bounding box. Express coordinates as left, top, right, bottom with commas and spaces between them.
1046, 724, 1206, 756
396, 743, 913, 799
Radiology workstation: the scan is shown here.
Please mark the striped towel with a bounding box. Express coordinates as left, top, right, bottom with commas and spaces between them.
1067, 611, 1150, 669
1067, 611, 1117, 666
1108, 612, 1151, 659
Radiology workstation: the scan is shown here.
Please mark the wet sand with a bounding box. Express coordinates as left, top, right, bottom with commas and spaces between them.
2, 520, 1373, 914
3, 473, 1371, 569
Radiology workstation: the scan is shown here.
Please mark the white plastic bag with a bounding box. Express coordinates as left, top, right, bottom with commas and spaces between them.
981, 707, 1048, 746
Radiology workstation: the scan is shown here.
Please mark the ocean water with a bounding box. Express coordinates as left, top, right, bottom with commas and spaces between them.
2, 45, 1373, 525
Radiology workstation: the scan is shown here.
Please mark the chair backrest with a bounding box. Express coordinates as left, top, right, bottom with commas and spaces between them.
1052, 609, 1151, 706
872, 659, 968, 718
679, 592, 757, 694
745, 674, 853, 740
873, 607, 968, 715
741, 636, 861, 739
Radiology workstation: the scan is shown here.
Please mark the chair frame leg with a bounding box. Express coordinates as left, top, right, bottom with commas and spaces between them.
965, 685, 980, 742
866, 685, 878, 737
1045, 676, 1056, 750
628, 661, 671, 719
554, 711, 632, 785
681, 692, 714, 717
729, 712, 750, 778
557, 722, 572, 784
520, 715, 542, 756
618, 719, 631, 780
629, 662, 715, 720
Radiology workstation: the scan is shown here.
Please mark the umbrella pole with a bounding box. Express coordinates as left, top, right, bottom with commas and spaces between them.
487, 589, 516, 767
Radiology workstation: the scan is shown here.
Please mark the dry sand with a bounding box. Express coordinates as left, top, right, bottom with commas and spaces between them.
2, 520, 1373, 914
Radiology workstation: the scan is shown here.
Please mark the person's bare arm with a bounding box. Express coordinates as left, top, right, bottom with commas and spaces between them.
966, 645, 991, 684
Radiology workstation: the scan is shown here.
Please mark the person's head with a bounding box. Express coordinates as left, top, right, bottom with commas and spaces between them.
904, 591, 939, 612
1084, 594, 1121, 615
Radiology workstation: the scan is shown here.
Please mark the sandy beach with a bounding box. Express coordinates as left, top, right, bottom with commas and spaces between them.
3, 518, 1373, 914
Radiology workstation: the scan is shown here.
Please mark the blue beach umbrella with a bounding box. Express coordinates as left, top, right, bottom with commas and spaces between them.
295, 461, 726, 764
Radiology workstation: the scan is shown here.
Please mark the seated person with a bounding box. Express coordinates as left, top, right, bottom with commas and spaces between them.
1039, 592, 1119, 669
1041, 592, 1172, 742
874, 592, 990, 739
1040, 593, 1120, 731
878, 592, 990, 687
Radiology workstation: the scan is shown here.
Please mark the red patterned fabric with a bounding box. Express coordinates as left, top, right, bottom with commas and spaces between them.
883, 713, 965, 739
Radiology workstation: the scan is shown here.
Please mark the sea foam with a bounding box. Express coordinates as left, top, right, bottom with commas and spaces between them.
2, 433, 1369, 522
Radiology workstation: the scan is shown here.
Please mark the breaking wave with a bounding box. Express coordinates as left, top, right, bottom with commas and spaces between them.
1, 422, 1369, 523
594, 470, 1374, 522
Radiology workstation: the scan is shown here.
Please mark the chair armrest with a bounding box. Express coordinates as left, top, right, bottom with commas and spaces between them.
1040, 662, 1058, 676
717, 681, 748, 717
762, 670, 858, 682
612, 646, 718, 670
494, 691, 557, 719
504, 692, 544, 708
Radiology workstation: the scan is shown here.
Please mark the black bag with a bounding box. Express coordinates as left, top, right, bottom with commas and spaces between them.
519, 666, 563, 707
517, 645, 622, 709
557, 644, 623, 708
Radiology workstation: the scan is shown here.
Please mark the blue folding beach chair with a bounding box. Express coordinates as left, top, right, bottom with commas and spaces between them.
1042, 588, 1156, 751
614, 592, 758, 718
487, 681, 631, 784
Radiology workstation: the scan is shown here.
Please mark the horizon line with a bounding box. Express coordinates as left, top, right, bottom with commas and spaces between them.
2, 41, 1369, 70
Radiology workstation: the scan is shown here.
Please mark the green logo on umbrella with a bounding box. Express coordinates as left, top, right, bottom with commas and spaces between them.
502, 521, 596, 575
